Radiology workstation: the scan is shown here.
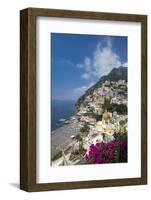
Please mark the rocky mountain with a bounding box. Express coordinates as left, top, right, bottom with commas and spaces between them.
76, 66, 127, 107
100, 66, 127, 82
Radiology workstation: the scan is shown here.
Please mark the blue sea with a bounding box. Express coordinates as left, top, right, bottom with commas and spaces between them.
51, 100, 76, 131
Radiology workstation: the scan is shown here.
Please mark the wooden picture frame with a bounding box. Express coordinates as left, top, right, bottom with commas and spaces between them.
20, 7, 147, 192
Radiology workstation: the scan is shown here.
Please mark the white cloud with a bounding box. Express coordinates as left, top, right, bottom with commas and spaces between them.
77, 63, 83, 68
78, 37, 127, 80
56, 59, 75, 68
74, 82, 94, 96
123, 62, 128, 67
81, 73, 90, 79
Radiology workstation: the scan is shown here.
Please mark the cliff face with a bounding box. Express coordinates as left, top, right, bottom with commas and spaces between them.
101, 66, 127, 82
76, 66, 127, 109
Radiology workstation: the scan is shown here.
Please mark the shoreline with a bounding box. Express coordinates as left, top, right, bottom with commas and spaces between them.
51, 118, 80, 158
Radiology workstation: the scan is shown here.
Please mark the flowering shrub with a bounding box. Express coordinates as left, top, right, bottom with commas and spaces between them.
86, 133, 127, 164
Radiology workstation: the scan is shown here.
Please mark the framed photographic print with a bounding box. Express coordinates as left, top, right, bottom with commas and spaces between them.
20, 8, 147, 191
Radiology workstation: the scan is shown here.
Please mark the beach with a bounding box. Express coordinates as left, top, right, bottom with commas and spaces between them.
51, 118, 80, 158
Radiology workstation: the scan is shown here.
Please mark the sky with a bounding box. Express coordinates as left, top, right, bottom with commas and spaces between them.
51, 33, 127, 101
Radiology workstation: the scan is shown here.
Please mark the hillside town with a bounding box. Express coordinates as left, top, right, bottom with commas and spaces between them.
51, 77, 128, 166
